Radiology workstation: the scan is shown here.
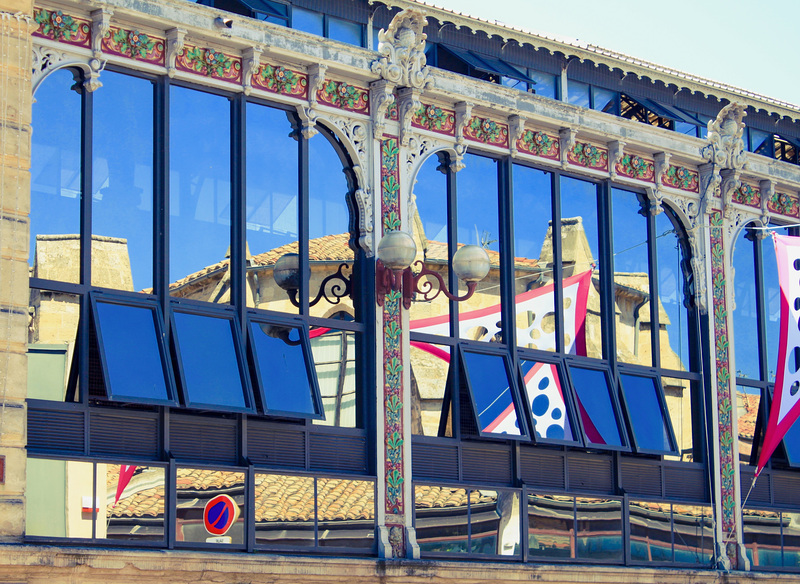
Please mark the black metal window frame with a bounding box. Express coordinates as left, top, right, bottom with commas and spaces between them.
616, 368, 680, 457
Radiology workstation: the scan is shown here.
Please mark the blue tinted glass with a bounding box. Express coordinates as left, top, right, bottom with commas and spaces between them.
328, 16, 363, 46
656, 210, 691, 371
173, 311, 245, 408
93, 71, 154, 291
612, 189, 650, 365
674, 121, 699, 137
292, 7, 323, 36
462, 351, 521, 436
569, 365, 623, 446
732, 232, 758, 380
620, 374, 672, 452
568, 81, 590, 108
31, 68, 81, 283
502, 76, 527, 91
169, 87, 231, 297
529, 70, 557, 100
592, 87, 617, 113
95, 301, 169, 401
521, 359, 574, 441
750, 129, 771, 154
783, 409, 800, 466
249, 321, 317, 415
763, 231, 784, 382
309, 133, 348, 240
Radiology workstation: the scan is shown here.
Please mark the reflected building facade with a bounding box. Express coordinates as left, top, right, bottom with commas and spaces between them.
3, 0, 800, 581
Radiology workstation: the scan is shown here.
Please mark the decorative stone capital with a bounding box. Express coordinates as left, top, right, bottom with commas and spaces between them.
559, 127, 577, 170
508, 115, 526, 158
396, 87, 421, 147
371, 9, 433, 91
370, 79, 396, 140
608, 140, 625, 179
645, 186, 664, 216
307, 63, 327, 108
242, 45, 264, 96
166, 28, 186, 78
297, 105, 318, 139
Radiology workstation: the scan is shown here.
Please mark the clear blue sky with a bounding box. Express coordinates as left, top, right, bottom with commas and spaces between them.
430, 0, 800, 106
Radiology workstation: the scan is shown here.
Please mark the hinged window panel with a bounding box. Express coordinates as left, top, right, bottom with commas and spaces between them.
618, 371, 679, 456
566, 360, 629, 450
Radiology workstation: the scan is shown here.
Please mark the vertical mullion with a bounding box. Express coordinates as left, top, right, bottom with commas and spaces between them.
598, 180, 615, 363
447, 159, 459, 336
246, 463, 255, 552
154, 76, 170, 326
498, 157, 516, 349
167, 458, 176, 549
646, 199, 661, 368
231, 95, 246, 327
552, 173, 564, 353
298, 131, 310, 316
753, 235, 770, 382
80, 82, 93, 286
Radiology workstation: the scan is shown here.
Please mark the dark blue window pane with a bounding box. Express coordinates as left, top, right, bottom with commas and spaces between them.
292, 7, 323, 36
249, 321, 317, 415
674, 121, 699, 137
732, 230, 758, 380
620, 374, 673, 452
173, 311, 245, 408
521, 359, 574, 441
592, 87, 617, 113
656, 210, 691, 371
462, 351, 521, 436
328, 16, 363, 46
568, 81, 590, 109
783, 415, 800, 466
763, 233, 782, 382
92, 71, 154, 291
31, 68, 81, 283
529, 70, 557, 100
569, 365, 623, 446
169, 87, 231, 297
95, 301, 169, 402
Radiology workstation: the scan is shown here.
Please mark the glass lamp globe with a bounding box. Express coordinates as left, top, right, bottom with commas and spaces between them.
452, 245, 490, 282
377, 230, 417, 270
273, 253, 301, 290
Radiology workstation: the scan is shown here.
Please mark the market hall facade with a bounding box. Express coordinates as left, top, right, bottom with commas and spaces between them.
2, 0, 800, 581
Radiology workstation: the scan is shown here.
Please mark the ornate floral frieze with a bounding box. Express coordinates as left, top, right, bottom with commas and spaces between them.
709, 209, 737, 565
380, 137, 405, 559
317, 79, 369, 114
102, 26, 164, 65
252, 62, 307, 97
615, 154, 654, 181
568, 141, 608, 171
731, 183, 760, 208
662, 164, 700, 193
33, 7, 90, 47
768, 191, 800, 218
411, 103, 455, 135
176, 43, 241, 83
463, 116, 508, 147
516, 129, 560, 160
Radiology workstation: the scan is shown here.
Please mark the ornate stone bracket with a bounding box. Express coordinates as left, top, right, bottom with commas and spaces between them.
759, 179, 776, 228
90, 8, 111, 59
645, 186, 663, 216
242, 45, 264, 96
354, 187, 374, 257
397, 87, 421, 147
370, 79, 396, 140
31, 42, 104, 93
166, 27, 185, 78
720, 168, 742, 221
453, 101, 473, 172
371, 8, 433, 91
608, 140, 625, 179
559, 127, 577, 170
654, 152, 671, 189
296, 106, 318, 139
508, 114, 526, 158
307, 63, 327, 108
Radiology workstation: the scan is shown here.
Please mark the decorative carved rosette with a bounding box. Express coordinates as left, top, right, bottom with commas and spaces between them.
253, 63, 307, 97
412, 103, 456, 135
176, 44, 242, 83
568, 141, 609, 171
662, 165, 700, 193
615, 154, 655, 181
33, 7, 90, 47
102, 26, 165, 65
516, 129, 560, 160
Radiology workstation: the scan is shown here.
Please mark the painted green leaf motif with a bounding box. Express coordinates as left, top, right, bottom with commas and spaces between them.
710, 211, 723, 226
36, 9, 79, 41
387, 469, 404, 488
388, 431, 404, 450
383, 210, 401, 232
387, 395, 402, 413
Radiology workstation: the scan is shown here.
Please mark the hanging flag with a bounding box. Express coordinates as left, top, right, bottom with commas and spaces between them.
756, 233, 800, 476
410, 270, 592, 437
114, 465, 137, 506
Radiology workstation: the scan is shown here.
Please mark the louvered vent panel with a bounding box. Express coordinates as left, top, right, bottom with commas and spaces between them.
621, 458, 662, 498
773, 473, 800, 508
309, 433, 367, 474
461, 443, 512, 485
248, 421, 306, 469
28, 408, 84, 455
664, 464, 708, 502
169, 414, 238, 464
567, 453, 613, 494
412, 442, 459, 481
741, 469, 771, 505
90, 411, 159, 458
519, 447, 565, 490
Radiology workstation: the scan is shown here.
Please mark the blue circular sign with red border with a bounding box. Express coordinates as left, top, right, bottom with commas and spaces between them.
203, 494, 239, 536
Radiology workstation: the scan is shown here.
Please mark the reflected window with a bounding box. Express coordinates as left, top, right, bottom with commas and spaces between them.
248, 318, 322, 418
619, 373, 677, 455
520, 358, 577, 444
175, 468, 245, 546
527, 493, 574, 559
171, 309, 252, 411
410, 340, 452, 437
575, 497, 623, 562
310, 326, 358, 428
567, 363, 626, 448
91, 294, 175, 405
